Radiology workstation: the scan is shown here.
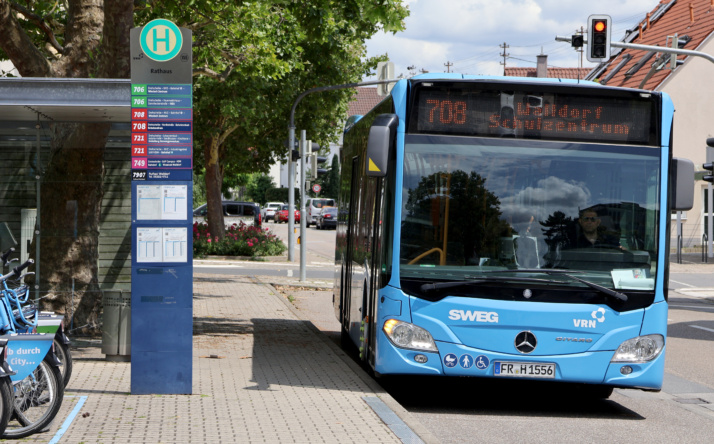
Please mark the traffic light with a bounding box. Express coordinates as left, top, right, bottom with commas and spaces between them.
571, 34, 584, 48
704, 138, 714, 183
587, 15, 611, 62
311, 155, 328, 177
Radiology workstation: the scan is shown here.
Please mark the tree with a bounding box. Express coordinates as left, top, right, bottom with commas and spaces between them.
316, 154, 340, 199
0, 0, 134, 331
0, 0, 408, 329
246, 175, 275, 206
175, 1, 409, 241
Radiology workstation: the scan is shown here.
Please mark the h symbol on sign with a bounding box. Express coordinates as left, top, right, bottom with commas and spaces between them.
152, 27, 171, 52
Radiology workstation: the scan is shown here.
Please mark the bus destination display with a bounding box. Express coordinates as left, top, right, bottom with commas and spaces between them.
411, 84, 657, 145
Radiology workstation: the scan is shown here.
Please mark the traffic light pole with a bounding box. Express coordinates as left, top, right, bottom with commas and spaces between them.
286, 78, 399, 266
555, 36, 714, 65
288, 127, 296, 261
299, 131, 307, 281
706, 145, 714, 258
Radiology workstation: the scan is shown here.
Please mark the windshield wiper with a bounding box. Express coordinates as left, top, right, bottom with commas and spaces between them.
419, 276, 556, 292
486, 269, 628, 302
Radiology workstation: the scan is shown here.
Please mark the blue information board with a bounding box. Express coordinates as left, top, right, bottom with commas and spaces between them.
130, 22, 193, 395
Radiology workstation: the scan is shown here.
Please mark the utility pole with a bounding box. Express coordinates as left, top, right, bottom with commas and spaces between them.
499, 42, 510, 76
444, 61, 453, 73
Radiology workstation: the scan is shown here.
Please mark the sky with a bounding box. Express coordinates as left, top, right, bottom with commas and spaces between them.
365, 0, 659, 79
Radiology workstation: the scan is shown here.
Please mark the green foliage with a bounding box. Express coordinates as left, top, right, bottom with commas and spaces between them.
193, 222, 286, 258
313, 154, 339, 199
265, 187, 300, 206
246, 175, 276, 205
193, 170, 207, 208
147, 0, 410, 176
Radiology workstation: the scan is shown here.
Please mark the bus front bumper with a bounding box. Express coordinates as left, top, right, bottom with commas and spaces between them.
374, 334, 665, 390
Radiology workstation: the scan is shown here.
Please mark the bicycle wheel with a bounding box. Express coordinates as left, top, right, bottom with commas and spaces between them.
3, 355, 64, 439
53, 337, 73, 387
0, 376, 13, 437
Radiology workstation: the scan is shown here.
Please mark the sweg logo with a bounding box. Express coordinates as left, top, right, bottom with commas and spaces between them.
573, 308, 606, 328
448, 310, 499, 323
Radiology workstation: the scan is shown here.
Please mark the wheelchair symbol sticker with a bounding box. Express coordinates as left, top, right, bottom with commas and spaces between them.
475, 355, 490, 370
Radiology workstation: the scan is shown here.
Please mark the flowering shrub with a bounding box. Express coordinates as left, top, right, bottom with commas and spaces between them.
193, 222, 286, 258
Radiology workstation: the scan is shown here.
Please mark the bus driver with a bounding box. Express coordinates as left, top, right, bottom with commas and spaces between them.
573, 209, 621, 249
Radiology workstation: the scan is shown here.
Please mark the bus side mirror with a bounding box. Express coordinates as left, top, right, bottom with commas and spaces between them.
366, 114, 398, 177
671, 157, 694, 211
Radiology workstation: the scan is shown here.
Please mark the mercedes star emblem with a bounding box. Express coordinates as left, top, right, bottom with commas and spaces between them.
515, 331, 537, 354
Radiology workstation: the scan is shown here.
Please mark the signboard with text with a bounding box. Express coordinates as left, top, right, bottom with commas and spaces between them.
130, 19, 193, 395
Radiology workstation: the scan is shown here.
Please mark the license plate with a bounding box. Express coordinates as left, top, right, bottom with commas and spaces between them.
494, 361, 556, 379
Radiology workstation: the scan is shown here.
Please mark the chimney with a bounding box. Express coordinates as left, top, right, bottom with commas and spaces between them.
536, 53, 548, 78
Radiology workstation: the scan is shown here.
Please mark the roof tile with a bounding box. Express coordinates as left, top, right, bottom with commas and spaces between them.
347, 87, 383, 116
505, 67, 591, 79
594, 0, 714, 89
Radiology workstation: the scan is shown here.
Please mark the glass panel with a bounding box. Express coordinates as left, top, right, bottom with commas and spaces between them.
0, 120, 131, 325
399, 135, 661, 295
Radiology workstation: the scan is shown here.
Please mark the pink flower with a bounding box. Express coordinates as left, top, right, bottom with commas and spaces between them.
247, 242, 254, 247
207, 238, 212, 243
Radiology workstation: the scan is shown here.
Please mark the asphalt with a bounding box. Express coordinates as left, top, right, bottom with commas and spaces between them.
7, 250, 711, 443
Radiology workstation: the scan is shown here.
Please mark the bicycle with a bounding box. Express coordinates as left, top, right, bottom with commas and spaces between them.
0, 339, 15, 437
0, 257, 64, 439
1, 248, 72, 387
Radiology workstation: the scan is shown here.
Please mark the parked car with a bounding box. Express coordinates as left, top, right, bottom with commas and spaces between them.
261, 202, 284, 222
305, 198, 335, 226
276, 205, 300, 223
193, 201, 261, 228
315, 206, 337, 230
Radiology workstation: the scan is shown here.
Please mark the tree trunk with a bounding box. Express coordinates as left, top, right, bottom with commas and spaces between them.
38, 123, 111, 333
203, 135, 225, 241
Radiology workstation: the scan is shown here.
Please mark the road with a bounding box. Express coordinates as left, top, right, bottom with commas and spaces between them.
198, 224, 714, 443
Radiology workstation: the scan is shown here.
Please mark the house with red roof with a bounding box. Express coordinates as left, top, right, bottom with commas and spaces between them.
587, 0, 714, 248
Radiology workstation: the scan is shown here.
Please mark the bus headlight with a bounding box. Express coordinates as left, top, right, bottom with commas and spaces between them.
611, 334, 664, 363
383, 319, 438, 352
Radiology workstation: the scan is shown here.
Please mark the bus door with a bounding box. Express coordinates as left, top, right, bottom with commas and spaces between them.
341, 157, 361, 342
364, 174, 386, 367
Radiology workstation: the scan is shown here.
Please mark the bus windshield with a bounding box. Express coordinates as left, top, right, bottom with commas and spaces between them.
399, 134, 661, 296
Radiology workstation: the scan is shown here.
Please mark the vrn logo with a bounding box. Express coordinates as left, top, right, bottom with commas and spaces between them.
573, 308, 606, 329
448, 310, 499, 323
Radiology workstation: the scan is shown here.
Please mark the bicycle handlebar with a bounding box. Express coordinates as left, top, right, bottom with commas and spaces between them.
0, 248, 14, 266
12, 258, 34, 277
0, 259, 33, 283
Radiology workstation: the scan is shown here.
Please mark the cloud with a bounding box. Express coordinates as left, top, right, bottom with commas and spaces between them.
501, 176, 591, 224
366, 0, 658, 78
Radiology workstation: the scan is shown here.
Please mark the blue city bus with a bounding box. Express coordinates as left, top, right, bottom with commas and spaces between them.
333, 74, 694, 396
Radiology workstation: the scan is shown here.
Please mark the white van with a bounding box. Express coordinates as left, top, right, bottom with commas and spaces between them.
305, 198, 335, 227
261, 202, 284, 222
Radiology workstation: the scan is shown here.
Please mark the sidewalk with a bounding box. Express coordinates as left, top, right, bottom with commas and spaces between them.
8, 250, 434, 443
